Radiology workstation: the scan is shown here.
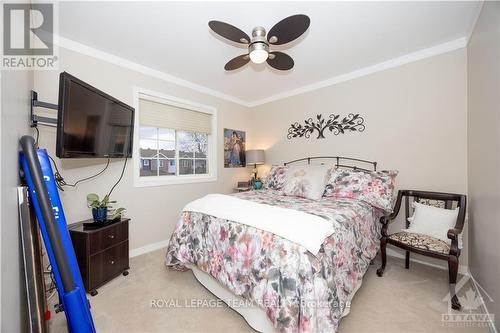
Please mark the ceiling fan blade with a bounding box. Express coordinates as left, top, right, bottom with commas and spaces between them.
267, 14, 310, 45
224, 54, 250, 71
208, 21, 250, 44
267, 52, 294, 71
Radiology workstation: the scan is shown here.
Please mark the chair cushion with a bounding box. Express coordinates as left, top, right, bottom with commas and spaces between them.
405, 201, 459, 245
388, 231, 450, 254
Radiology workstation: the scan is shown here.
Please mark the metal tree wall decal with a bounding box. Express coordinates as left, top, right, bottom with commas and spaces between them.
287, 114, 365, 139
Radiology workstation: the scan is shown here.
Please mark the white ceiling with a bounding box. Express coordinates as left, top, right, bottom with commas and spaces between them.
58, 1, 481, 105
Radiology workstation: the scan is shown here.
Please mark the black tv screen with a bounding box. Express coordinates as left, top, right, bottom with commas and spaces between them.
56, 72, 134, 158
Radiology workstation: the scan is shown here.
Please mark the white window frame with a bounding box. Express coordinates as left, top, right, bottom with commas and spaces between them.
133, 87, 217, 187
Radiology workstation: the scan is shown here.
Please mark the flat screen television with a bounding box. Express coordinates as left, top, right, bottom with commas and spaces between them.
56, 72, 134, 158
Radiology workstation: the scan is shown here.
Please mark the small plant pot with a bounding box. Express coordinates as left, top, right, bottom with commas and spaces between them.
253, 180, 263, 190
92, 207, 108, 223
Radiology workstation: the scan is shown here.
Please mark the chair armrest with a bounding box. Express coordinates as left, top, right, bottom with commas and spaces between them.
379, 215, 392, 225
449, 195, 466, 243
447, 228, 462, 256
447, 228, 462, 240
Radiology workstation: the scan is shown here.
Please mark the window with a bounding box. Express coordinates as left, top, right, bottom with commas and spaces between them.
139, 127, 176, 177
134, 89, 217, 186
139, 127, 207, 177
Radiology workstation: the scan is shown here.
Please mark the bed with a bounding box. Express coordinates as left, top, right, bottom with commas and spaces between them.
165, 157, 391, 333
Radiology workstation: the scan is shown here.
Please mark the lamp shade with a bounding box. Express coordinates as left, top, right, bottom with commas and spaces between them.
246, 150, 265, 165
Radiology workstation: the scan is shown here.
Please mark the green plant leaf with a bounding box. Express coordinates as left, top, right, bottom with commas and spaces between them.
110, 207, 126, 220
86, 193, 99, 208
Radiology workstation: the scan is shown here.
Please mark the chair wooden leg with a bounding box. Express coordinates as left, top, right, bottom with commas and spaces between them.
405, 251, 410, 269
377, 237, 387, 277
448, 255, 461, 310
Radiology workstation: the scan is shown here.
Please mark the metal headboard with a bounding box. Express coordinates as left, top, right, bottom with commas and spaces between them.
284, 156, 377, 172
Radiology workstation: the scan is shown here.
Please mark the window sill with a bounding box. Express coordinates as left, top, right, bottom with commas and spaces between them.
133, 174, 217, 187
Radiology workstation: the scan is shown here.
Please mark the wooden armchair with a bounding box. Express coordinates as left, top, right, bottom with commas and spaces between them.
376, 190, 467, 310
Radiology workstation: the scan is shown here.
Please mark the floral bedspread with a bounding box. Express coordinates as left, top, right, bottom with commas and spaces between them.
165, 190, 383, 333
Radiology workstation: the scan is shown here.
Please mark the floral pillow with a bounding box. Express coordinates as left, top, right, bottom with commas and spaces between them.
264, 165, 288, 190
283, 165, 331, 200
324, 168, 398, 212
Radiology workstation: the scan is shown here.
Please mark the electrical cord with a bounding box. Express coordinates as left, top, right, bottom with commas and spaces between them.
107, 157, 128, 197
34, 127, 40, 147
45, 264, 57, 294
48, 155, 110, 191
36, 126, 127, 193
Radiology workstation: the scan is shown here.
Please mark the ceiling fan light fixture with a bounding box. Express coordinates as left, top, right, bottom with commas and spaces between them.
209, 15, 310, 71
249, 42, 269, 64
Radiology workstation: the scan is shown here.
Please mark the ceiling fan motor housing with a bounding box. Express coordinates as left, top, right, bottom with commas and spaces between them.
249, 26, 269, 50
248, 26, 269, 62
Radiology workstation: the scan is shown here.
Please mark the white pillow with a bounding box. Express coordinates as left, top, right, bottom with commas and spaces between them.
282, 165, 330, 200
403, 201, 459, 245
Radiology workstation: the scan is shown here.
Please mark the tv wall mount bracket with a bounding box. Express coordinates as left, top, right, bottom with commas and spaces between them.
30, 90, 58, 127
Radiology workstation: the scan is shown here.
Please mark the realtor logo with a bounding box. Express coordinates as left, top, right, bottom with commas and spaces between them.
2, 2, 58, 69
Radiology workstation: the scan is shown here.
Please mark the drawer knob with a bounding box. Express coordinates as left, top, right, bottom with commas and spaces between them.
108, 235, 115, 239
110, 260, 115, 265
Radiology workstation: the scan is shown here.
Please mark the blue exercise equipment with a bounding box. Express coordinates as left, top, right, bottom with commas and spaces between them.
20, 136, 96, 333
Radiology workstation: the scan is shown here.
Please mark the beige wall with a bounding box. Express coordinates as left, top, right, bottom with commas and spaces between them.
34, 47, 253, 251
250, 49, 469, 267
0, 70, 32, 331
467, 2, 500, 329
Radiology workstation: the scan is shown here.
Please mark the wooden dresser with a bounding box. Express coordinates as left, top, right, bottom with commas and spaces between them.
69, 218, 130, 296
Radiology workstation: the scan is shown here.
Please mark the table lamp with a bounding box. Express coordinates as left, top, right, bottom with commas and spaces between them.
246, 149, 265, 180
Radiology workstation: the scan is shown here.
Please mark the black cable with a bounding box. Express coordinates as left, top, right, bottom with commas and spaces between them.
34, 127, 40, 147
107, 157, 128, 197
36, 128, 110, 190
45, 264, 57, 294
35, 127, 127, 194
48, 155, 110, 191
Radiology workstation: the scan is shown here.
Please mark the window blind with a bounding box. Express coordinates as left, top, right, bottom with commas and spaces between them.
139, 98, 212, 134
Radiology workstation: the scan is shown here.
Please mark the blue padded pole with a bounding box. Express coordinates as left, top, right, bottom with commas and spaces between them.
20, 136, 95, 333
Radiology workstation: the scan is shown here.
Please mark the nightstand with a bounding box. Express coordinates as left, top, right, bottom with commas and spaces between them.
234, 181, 252, 192
68, 218, 130, 296
234, 186, 252, 192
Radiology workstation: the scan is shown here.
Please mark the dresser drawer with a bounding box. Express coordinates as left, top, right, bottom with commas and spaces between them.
89, 221, 128, 255
89, 241, 129, 289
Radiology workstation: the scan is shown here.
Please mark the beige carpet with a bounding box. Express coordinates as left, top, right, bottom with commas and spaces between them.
49, 248, 492, 333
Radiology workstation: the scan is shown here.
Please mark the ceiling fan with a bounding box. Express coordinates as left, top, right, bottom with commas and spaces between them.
208, 14, 310, 71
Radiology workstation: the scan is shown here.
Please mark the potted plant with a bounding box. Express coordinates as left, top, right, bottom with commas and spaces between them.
86, 193, 125, 223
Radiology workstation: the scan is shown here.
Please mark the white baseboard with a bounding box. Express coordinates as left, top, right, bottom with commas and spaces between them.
129, 239, 168, 258
386, 248, 469, 275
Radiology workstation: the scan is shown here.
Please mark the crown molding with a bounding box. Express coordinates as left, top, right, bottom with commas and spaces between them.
55, 36, 467, 109
55, 36, 252, 107
247, 37, 467, 107
465, 1, 484, 45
